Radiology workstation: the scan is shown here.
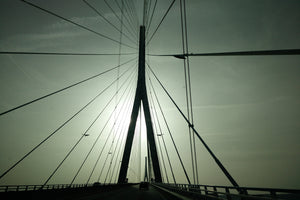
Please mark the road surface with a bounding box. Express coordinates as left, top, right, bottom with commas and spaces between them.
0, 184, 183, 200
74, 184, 175, 200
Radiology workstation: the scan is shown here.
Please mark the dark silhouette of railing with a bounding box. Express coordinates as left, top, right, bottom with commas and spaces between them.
1, 182, 300, 200
0, 183, 138, 200
0, 183, 127, 192
153, 183, 300, 200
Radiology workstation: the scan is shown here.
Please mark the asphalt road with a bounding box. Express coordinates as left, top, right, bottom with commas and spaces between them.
75, 184, 171, 200
0, 184, 184, 200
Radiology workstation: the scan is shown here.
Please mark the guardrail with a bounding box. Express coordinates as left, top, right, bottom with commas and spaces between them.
0, 183, 109, 192
153, 183, 300, 200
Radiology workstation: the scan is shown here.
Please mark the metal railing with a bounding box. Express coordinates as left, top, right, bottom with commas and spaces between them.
153, 183, 300, 200
0, 183, 104, 192
0, 182, 138, 193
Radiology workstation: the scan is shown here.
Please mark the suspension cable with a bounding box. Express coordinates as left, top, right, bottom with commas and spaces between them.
82, 0, 137, 46
143, 0, 151, 28
147, 77, 175, 184
70, 65, 137, 184
182, 0, 199, 184
104, 97, 133, 184
125, 0, 139, 28
86, 74, 136, 184
146, 0, 157, 36
146, 0, 153, 28
20, 0, 136, 49
106, 0, 125, 184
128, 0, 140, 26
147, 66, 191, 184
147, 64, 240, 188
44, 64, 136, 187
123, 0, 139, 34
148, 81, 170, 183
0, 57, 136, 116
147, 0, 176, 45
121, 0, 136, 27
110, 85, 137, 183
0, 61, 135, 181
114, 0, 138, 37
92, 83, 135, 184
103, 0, 137, 40
180, 0, 197, 184
109, 88, 136, 183
108, 103, 133, 184
104, 123, 124, 184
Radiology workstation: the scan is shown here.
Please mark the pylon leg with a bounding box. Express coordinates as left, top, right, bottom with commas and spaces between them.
118, 26, 162, 183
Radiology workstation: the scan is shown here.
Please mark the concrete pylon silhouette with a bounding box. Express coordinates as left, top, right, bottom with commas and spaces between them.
117, 26, 162, 183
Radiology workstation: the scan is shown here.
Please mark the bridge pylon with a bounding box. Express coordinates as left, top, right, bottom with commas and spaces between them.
118, 26, 162, 183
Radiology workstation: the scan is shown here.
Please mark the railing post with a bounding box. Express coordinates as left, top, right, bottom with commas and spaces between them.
198, 185, 201, 194
240, 188, 248, 200
204, 186, 208, 195
225, 187, 232, 200
270, 190, 276, 200
213, 186, 218, 197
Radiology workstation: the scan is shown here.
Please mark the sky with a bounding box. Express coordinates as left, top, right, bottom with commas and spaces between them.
0, 0, 300, 189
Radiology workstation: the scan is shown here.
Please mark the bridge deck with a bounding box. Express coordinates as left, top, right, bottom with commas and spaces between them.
0, 184, 182, 200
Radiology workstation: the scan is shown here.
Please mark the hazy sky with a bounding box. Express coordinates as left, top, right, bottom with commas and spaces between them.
0, 0, 300, 189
